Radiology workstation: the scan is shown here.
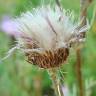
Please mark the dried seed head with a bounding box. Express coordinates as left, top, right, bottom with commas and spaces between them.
26, 47, 69, 68
12, 6, 88, 68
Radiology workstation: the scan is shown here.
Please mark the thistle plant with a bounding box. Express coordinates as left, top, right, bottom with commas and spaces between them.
1, 0, 90, 96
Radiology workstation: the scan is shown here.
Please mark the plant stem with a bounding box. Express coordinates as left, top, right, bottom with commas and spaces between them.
55, 0, 62, 11
80, 0, 93, 27
48, 68, 64, 96
75, 48, 84, 96
75, 1, 87, 96
55, 0, 61, 7
75, 1, 93, 96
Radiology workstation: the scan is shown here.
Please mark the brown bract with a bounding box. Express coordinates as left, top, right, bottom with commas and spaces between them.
26, 47, 69, 69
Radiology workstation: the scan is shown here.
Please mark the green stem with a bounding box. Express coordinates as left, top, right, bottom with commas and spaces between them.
48, 68, 64, 96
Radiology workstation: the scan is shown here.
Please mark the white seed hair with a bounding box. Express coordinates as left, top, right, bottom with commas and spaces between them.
13, 6, 88, 51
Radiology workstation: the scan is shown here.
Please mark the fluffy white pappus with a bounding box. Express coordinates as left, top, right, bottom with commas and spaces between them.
13, 6, 88, 51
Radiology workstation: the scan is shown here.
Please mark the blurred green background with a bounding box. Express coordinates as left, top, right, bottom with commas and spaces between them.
0, 0, 96, 96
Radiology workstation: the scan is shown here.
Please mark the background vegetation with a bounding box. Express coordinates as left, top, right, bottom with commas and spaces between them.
0, 0, 96, 96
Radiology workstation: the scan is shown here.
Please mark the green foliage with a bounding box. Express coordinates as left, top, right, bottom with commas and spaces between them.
0, 0, 96, 96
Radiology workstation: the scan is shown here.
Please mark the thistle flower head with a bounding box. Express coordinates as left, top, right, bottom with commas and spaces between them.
12, 6, 88, 68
